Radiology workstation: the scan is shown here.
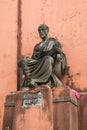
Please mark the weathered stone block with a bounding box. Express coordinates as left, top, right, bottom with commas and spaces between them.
3, 86, 53, 130
78, 92, 87, 130
52, 87, 78, 130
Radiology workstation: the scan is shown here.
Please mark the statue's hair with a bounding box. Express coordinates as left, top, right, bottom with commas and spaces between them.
38, 24, 49, 32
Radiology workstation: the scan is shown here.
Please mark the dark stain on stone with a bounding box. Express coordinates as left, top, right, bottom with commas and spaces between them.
17, 0, 22, 90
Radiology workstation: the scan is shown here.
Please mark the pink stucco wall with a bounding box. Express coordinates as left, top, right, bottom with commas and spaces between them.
0, 0, 17, 129
0, 0, 87, 129
21, 0, 87, 91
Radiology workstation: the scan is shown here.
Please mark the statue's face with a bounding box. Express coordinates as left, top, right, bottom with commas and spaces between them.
38, 27, 48, 39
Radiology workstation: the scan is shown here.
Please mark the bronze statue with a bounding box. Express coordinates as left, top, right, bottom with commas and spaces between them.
18, 24, 67, 88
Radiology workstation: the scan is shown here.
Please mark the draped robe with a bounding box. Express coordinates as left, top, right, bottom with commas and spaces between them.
19, 38, 67, 87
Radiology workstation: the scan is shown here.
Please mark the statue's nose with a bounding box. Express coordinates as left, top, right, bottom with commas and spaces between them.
40, 30, 43, 33
40, 29, 44, 32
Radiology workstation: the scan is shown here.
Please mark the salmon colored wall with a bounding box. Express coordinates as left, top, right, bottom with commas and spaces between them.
0, 0, 17, 129
0, 0, 87, 129
21, 0, 87, 91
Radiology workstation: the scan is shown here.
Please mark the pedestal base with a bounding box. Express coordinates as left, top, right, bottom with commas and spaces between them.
52, 87, 78, 130
2, 86, 53, 130
2, 86, 78, 130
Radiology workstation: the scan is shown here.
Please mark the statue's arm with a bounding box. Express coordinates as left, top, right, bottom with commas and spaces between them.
31, 44, 43, 59
31, 45, 37, 59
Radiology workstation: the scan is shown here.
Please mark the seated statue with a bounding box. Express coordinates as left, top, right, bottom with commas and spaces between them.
18, 24, 67, 88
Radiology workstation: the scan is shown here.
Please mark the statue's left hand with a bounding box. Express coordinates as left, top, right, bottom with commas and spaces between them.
53, 45, 62, 54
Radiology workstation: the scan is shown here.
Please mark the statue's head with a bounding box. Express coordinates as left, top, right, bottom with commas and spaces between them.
38, 24, 49, 40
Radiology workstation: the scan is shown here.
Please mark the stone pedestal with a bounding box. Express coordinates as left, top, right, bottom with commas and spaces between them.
2, 86, 78, 130
52, 87, 78, 130
2, 86, 53, 130
78, 92, 87, 130
2, 91, 17, 130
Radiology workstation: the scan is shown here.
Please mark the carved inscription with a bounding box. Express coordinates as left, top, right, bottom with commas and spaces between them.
22, 91, 42, 108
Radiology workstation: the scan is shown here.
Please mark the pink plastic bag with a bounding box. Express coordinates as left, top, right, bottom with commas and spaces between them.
72, 89, 80, 99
